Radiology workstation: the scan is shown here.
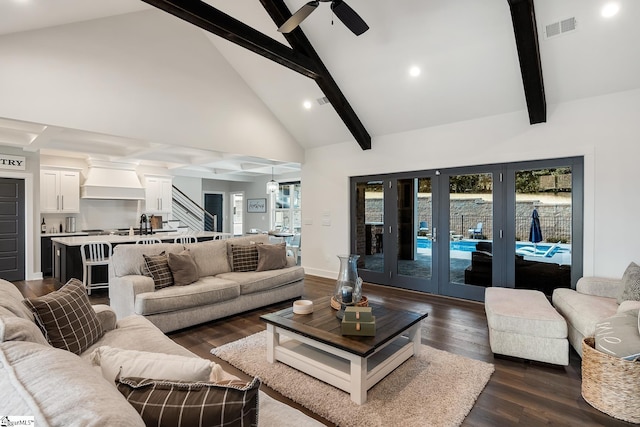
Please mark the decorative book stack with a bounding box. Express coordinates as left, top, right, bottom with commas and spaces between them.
341, 306, 376, 336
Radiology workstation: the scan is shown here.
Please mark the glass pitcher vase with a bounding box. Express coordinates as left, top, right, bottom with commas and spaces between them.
333, 254, 363, 310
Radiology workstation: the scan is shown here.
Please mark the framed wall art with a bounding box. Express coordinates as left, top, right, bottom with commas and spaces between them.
247, 198, 267, 213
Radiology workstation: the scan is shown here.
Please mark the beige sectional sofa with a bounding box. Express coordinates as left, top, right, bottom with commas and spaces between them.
552, 276, 640, 356
109, 234, 305, 333
0, 279, 322, 426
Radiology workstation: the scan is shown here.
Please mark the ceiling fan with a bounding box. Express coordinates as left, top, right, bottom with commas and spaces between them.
278, 0, 369, 36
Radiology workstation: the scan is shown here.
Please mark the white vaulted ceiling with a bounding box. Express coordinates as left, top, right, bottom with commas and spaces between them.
0, 0, 638, 180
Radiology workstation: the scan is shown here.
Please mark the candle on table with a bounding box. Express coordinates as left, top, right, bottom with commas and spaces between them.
342, 286, 353, 304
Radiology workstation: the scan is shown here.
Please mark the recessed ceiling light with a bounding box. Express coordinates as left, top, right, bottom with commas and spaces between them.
601, 2, 620, 18
409, 66, 421, 77
303, 100, 312, 110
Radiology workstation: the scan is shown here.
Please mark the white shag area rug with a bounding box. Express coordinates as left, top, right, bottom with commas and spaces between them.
211, 331, 494, 427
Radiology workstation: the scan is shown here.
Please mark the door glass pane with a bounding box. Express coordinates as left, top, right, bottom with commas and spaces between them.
450, 173, 493, 285
397, 178, 432, 278
355, 181, 384, 272
515, 167, 572, 295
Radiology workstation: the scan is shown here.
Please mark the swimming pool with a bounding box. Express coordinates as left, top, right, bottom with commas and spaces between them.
416, 237, 569, 254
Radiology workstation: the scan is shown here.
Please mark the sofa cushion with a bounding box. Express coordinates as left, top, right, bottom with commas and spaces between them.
185, 239, 230, 277
80, 315, 197, 360
134, 277, 240, 316
485, 288, 567, 339
112, 243, 185, 277
617, 262, 640, 304
552, 287, 619, 339
143, 253, 174, 289
0, 278, 35, 321
595, 309, 640, 360
257, 242, 287, 271
23, 279, 104, 355
168, 250, 199, 286
90, 345, 225, 384
231, 244, 259, 272
217, 265, 305, 295
116, 376, 260, 427
0, 316, 48, 345
0, 340, 145, 426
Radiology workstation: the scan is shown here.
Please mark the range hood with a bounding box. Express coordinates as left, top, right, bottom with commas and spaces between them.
81, 160, 145, 200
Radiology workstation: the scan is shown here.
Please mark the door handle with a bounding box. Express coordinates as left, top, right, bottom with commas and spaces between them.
432, 227, 437, 243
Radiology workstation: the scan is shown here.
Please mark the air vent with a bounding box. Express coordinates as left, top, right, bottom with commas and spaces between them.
545, 17, 577, 39
317, 96, 330, 105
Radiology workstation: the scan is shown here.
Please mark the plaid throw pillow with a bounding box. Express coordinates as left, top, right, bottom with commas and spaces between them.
231, 244, 259, 272
117, 376, 260, 427
23, 278, 104, 355
143, 252, 174, 289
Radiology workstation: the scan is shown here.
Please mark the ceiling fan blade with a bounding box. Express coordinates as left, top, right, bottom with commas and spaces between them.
278, 1, 319, 33
331, 0, 369, 36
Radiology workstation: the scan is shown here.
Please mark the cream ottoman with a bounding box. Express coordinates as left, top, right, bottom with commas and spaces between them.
485, 287, 569, 365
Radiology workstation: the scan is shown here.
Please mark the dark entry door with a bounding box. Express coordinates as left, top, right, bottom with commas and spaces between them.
204, 193, 223, 232
0, 178, 25, 281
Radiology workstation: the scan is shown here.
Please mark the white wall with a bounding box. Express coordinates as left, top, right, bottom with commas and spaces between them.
0, 9, 302, 164
302, 88, 640, 280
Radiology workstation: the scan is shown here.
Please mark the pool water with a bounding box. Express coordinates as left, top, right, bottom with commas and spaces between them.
416, 237, 568, 254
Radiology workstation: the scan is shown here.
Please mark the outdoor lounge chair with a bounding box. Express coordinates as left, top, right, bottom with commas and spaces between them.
419, 221, 429, 231
516, 243, 560, 258
468, 222, 483, 239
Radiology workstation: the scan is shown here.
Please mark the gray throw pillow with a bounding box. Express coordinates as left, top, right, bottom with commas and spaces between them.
167, 250, 199, 286
256, 243, 287, 271
595, 309, 640, 361
617, 262, 640, 304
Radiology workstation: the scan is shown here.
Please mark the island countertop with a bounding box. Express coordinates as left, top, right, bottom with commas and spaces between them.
50, 231, 232, 247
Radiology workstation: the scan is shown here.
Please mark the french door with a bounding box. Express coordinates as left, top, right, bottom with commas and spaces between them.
351, 157, 582, 301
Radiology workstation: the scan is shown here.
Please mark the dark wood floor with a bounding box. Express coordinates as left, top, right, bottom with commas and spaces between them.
13, 277, 632, 426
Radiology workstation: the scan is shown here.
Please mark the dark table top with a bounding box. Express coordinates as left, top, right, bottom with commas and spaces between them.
260, 296, 429, 358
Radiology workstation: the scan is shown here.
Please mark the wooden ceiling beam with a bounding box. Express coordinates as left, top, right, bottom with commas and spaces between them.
141, 0, 320, 78
143, 0, 371, 151
507, 0, 546, 124
259, 0, 371, 150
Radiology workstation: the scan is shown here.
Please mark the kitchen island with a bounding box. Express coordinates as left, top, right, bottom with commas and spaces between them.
50, 231, 232, 284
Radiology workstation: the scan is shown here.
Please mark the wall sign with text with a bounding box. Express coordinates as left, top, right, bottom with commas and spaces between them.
0, 154, 26, 170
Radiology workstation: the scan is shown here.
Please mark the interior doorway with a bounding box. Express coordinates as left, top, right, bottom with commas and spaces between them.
0, 178, 25, 281
204, 193, 224, 232
230, 192, 244, 236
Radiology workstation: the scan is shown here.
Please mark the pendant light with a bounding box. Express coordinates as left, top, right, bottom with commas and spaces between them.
266, 167, 278, 194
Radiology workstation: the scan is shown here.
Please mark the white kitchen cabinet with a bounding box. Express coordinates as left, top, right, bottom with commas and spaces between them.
40, 169, 80, 213
145, 175, 173, 214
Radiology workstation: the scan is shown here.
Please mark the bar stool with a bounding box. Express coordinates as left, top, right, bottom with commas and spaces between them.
174, 235, 197, 244
80, 241, 112, 295
136, 238, 162, 244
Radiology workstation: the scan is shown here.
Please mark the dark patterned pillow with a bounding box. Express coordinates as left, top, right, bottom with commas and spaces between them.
143, 252, 174, 289
231, 244, 259, 272
23, 278, 104, 355
617, 262, 640, 304
116, 376, 260, 427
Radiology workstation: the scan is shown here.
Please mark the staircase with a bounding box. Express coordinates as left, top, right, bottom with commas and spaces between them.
170, 186, 217, 232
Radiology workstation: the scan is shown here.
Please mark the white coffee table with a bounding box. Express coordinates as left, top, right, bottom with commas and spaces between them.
261, 296, 428, 404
